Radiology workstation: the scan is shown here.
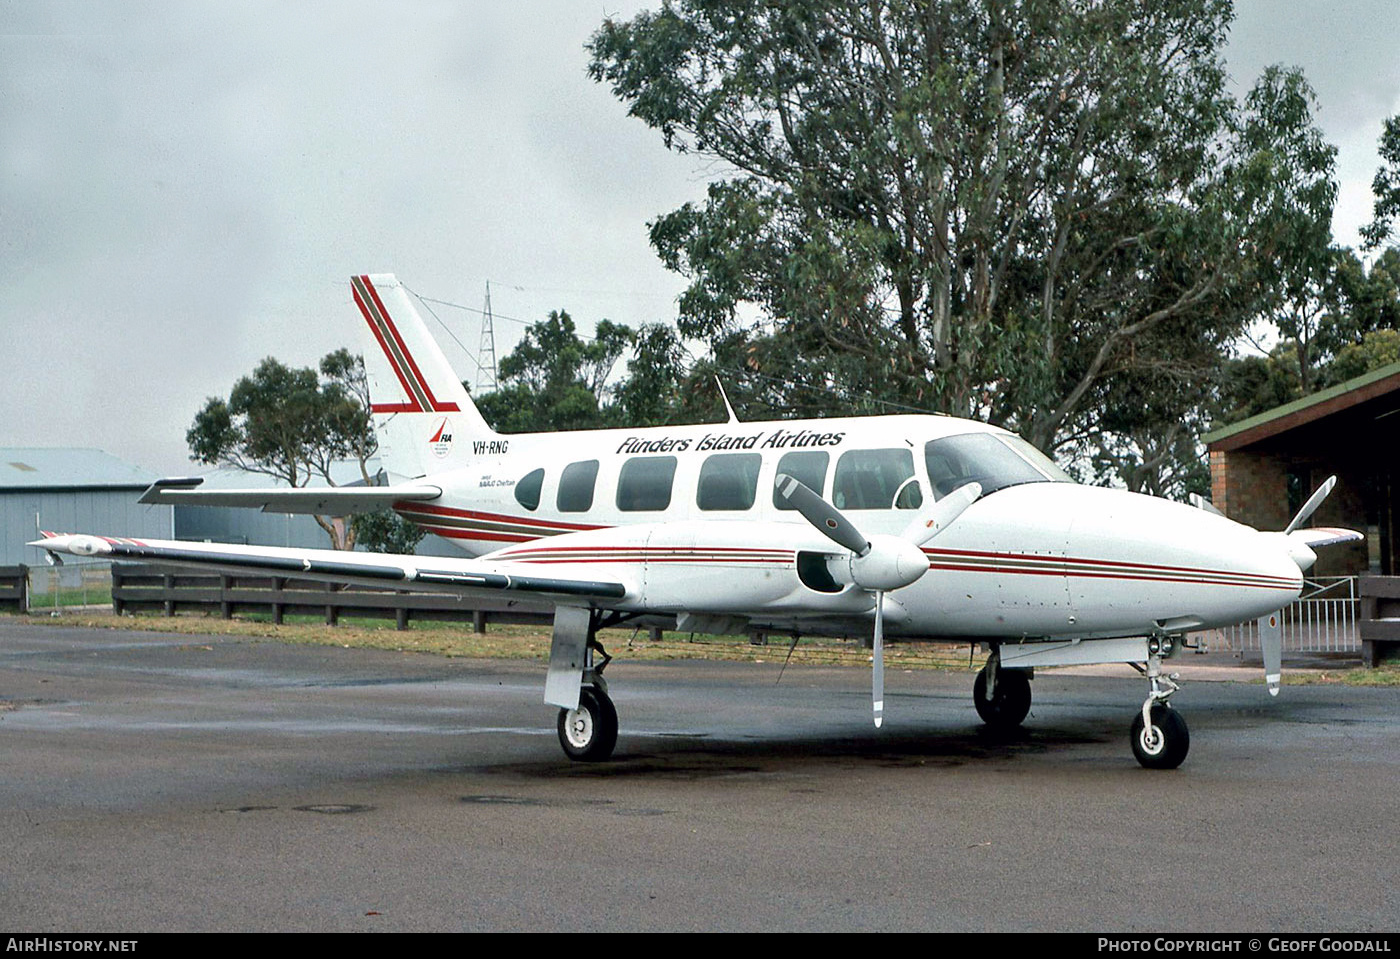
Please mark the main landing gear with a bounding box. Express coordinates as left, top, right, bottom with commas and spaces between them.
546, 607, 627, 763
972, 655, 1032, 729
556, 636, 618, 762
973, 637, 1190, 769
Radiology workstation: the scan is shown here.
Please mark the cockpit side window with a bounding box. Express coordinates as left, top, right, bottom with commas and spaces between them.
514, 468, 545, 511
924, 432, 1073, 499
832, 448, 917, 510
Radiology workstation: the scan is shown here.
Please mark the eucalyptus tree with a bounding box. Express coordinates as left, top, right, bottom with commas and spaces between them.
186, 349, 375, 549
589, 0, 1337, 469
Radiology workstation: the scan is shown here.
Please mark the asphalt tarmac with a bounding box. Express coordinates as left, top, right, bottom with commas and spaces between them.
0, 620, 1395, 932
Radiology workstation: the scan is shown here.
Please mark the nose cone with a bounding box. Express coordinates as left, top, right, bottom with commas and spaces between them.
1053, 486, 1304, 629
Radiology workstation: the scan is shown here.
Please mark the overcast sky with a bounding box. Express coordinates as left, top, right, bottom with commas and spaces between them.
3, 0, 1398, 475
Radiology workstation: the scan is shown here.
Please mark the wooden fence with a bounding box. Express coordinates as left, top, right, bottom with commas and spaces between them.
1358, 575, 1400, 667
0, 565, 27, 613
110, 563, 555, 632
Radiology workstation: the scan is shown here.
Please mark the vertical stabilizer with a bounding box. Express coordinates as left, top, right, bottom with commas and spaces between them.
351, 274, 495, 480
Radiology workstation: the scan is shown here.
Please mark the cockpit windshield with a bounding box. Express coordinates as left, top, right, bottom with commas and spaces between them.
924, 432, 1074, 500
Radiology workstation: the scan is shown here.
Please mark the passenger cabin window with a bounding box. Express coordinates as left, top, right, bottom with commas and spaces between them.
556, 459, 599, 513
773, 451, 829, 509
832, 449, 919, 510
924, 432, 1074, 499
514, 468, 544, 511
697, 453, 761, 511
616, 456, 677, 512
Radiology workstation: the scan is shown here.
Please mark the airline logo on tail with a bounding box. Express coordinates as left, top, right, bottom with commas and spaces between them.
428, 417, 454, 458
351, 274, 461, 415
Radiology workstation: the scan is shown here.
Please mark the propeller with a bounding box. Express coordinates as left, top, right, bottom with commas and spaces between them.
1283, 474, 1336, 535
1259, 475, 1344, 695
775, 474, 981, 727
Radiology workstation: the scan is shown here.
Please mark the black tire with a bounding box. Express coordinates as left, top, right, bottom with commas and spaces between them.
556, 686, 618, 762
973, 666, 1032, 728
1130, 704, 1190, 770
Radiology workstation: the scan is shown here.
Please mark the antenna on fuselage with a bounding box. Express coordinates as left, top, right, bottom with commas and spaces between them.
715, 377, 740, 424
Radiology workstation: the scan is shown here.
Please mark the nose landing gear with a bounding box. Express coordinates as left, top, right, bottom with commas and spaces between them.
1129, 640, 1189, 769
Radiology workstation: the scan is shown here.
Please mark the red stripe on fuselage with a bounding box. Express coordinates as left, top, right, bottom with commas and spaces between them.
395, 502, 606, 532
925, 546, 1296, 584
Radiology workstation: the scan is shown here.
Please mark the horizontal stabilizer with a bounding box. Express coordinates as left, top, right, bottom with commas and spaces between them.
138, 477, 442, 514
1287, 527, 1364, 550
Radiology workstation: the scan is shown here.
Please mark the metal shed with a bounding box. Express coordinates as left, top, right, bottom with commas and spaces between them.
1, 448, 173, 568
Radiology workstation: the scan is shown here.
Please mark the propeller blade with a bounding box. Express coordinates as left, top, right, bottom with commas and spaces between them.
872, 590, 885, 728
1189, 492, 1224, 517
899, 481, 983, 546
1258, 610, 1283, 696
774, 473, 870, 556
1283, 475, 1336, 535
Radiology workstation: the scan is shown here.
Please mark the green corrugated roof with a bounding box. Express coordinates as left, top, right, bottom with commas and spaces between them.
1201, 360, 1400, 446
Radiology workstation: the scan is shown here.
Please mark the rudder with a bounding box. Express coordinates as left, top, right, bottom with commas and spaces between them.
351, 274, 495, 480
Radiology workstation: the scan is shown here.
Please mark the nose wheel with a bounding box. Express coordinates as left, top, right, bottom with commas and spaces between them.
1130, 646, 1189, 769
557, 685, 618, 762
1130, 703, 1189, 769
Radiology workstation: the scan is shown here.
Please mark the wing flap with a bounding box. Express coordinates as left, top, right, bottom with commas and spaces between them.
137, 477, 442, 514
29, 534, 629, 604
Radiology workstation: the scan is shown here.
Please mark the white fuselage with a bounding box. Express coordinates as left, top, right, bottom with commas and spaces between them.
387, 413, 1302, 642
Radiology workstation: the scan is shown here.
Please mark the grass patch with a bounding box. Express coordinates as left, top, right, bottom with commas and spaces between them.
10, 610, 1400, 685
1285, 664, 1400, 687
8, 609, 972, 670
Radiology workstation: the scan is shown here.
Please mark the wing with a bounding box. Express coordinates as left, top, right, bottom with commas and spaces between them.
29, 533, 630, 605
137, 477, 442, 514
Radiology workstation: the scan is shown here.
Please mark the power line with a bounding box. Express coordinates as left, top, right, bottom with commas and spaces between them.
407, 285, 937, 415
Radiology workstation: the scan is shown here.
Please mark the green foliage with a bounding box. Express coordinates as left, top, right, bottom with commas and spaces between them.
1362, 114, 1400, 250
186, 351, 376, 549
475, 310, 631, 432
588, 0, 1340, 498
1327, 329, 1400, 385
351, 508, 427, 555
475, 309, 707, 432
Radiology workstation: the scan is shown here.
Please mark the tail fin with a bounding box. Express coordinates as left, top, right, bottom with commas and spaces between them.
351, 274, 495, 480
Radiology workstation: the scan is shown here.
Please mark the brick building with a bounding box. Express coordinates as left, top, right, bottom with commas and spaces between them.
1203, 361, 1400, 577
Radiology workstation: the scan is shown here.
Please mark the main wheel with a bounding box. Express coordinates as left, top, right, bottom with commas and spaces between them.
973, 666, 1032, 728
557, 686, 618, 762
1130, 704, 1189, 770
